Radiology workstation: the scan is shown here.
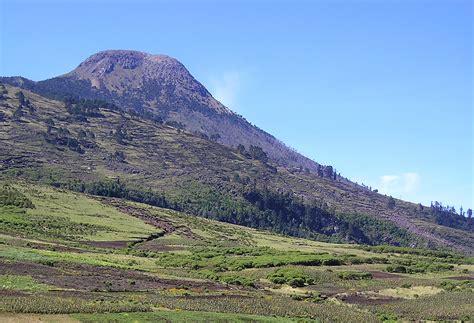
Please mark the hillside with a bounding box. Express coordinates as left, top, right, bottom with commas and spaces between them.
0, 50, 320, 172
0, 84, 472, 252
0, 182, 473, 322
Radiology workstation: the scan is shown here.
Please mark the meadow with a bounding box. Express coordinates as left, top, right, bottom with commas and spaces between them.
0, 182, 473, 322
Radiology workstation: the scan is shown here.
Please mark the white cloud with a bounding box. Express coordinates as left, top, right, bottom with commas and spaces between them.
379, 172, 421, 196
209, 71, 242, 108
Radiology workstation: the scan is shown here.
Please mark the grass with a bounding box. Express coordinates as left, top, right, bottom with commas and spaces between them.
376, 285, 443, 299
0, 183, 157, 243
375, 291, 474, 321
23, 185, 157, 241
0, 275, 51, 291
72, 310, 299, 322
0, 181, 472, 322
0, 296, 151, 314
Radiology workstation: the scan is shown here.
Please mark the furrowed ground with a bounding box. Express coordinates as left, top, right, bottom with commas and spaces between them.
0, 182, 473, 322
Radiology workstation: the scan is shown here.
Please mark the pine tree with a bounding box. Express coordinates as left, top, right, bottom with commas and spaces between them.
387, 196, 396, 209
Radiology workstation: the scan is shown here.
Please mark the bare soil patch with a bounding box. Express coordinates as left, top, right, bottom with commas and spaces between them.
369, 271, 402, 279
338, 293, 401, 305
0, 290, 30, 297
137, 242, 186, 252
445, 276, 474, 281
81, 240, 131, 249
0, 261, 227, 292
99, 198, 197, 239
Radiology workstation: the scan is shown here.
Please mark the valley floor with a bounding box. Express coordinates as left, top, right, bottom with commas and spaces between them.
0, 182, 473, 322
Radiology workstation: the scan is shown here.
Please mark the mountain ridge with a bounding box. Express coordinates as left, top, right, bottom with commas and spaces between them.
0, 50, 323, 173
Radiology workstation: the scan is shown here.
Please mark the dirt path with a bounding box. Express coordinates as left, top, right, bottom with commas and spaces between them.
98, 197, 197, 239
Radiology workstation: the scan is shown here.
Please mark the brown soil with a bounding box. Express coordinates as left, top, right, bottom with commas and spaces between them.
82, 240, 131, 249
339, 293, 401, 305
445, 276, 474, 281
0, 289, 30, 297
369, 271, 403, 279
99, 198, 198, 240
137, 243, 186, 252
0, 261, 228, 292
182, 293, 252, 300
0, 235, 91, 254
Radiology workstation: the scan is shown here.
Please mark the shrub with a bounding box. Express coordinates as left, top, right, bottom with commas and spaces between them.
337, 271, 372, 280
386, 265, 407, 273
0, 185, 35, 208
267, 268, 314, 287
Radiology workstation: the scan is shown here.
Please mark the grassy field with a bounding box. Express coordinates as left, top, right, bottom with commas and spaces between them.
0, 182, 473, 322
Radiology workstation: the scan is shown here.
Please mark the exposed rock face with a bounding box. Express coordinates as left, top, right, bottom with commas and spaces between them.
67, 50, 231, 113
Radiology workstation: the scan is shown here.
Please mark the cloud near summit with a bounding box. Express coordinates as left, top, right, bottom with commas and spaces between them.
379, 172, 420, 196
209, 71, 242, 109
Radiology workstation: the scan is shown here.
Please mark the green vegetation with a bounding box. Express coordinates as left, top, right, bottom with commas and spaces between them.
386, 261, 454, 274
337, 271, 372, 280
0, 183, 472, 321
0, 275, 51, 291
0, 296, 151, 314
72, 311, 295, 323
377, 292, 474, 321
0, 207, 107, 241
0, 185, 34, 208
1, 84, 471, 254
267, 268, 314, 287
60, 178, 421, 248
439, 280, 474, 292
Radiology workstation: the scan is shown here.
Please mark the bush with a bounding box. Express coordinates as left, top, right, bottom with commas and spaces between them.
386, 261, 454, 274
267, 268, 314, 287
337, 271, 372, 280
386, 265, 407, 273
0, 185, 35, 208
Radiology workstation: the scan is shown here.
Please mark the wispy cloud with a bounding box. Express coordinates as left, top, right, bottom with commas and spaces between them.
209, 71, 242, 109
379, 172, 421, 196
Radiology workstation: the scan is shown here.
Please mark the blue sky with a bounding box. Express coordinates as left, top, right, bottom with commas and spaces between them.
1, 0, 472, 210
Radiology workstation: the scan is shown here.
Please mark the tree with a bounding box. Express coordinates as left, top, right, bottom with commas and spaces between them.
248, 145, 268, 163
237, 144, 246, 155
0, 88, 7, 101
387, 196, 396, 209
210, 133, 221, 141
45, 118, 55, 126
113, 124, 126, 144
77, 129, 87, 141
323, 166, 334, 179
468, 209, 472, 219
111, 150, 126, 163
16, 91, 26, 106
12, 106, 23, 121
317, 165, 323, 177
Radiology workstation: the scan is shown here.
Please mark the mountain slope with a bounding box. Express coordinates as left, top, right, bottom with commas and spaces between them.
1, 50, 321, 172
0, 84, 472, 252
